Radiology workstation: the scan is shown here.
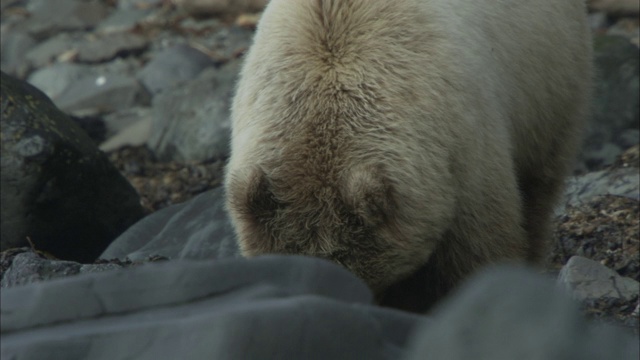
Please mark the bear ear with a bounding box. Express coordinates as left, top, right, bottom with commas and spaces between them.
342, 165, 395, 228
229, 166, 282, 227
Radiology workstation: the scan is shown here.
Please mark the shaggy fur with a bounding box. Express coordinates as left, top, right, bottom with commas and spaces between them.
225, 0, 592, 310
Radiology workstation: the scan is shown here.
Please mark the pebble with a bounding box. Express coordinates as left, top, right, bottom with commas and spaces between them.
558, 256, 640, 302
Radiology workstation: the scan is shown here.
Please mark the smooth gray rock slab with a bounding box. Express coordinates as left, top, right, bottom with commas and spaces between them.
101, 187, 238, 261
25, 0, 110, 40
138, 43, 214, 95
1, 251, 122, 288
558, 255, 640, 302
564, 167, 640, 206
1, 256, 420, 360
27, 62, 94, 100
0, 71, 146, 262
54, 72, 150, 116
406, 266, 639, 360
147, 61, 240, 161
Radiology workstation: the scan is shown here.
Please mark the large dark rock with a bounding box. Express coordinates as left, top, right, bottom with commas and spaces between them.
1, 250, 123, 288
0, 71, 146, 262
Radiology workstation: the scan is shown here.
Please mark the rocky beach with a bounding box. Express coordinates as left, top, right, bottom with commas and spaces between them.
1, 0, 639, 359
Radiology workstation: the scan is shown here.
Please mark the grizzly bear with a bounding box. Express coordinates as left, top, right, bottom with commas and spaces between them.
225, 0, 592, 311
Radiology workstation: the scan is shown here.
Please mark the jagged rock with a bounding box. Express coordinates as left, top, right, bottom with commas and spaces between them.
0, 71, 146, 262
1, 251, 123, 288
558, 255, 640, 302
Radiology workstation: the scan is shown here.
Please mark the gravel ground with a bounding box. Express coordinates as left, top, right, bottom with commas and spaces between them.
107, 145, 226, 213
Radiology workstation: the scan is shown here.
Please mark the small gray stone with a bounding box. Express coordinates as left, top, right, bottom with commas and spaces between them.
564, 167, 640, 206
101, 187, 238, 261
25, 0, 110, 40
75, 32, 148, 63
96, 8, 154, 34
138, 44, 214, 95
24, 32, 82, 69
406, 266, 639, 360
1, 252, 82, 288
99, 115, 152, 152
118, 0, 164, 10
558, 256, 640, 302
147, 61, 240, 161
102, 106, 152, 138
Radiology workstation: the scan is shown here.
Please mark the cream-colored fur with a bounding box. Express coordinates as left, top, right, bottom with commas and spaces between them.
225, 0, 592, 310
